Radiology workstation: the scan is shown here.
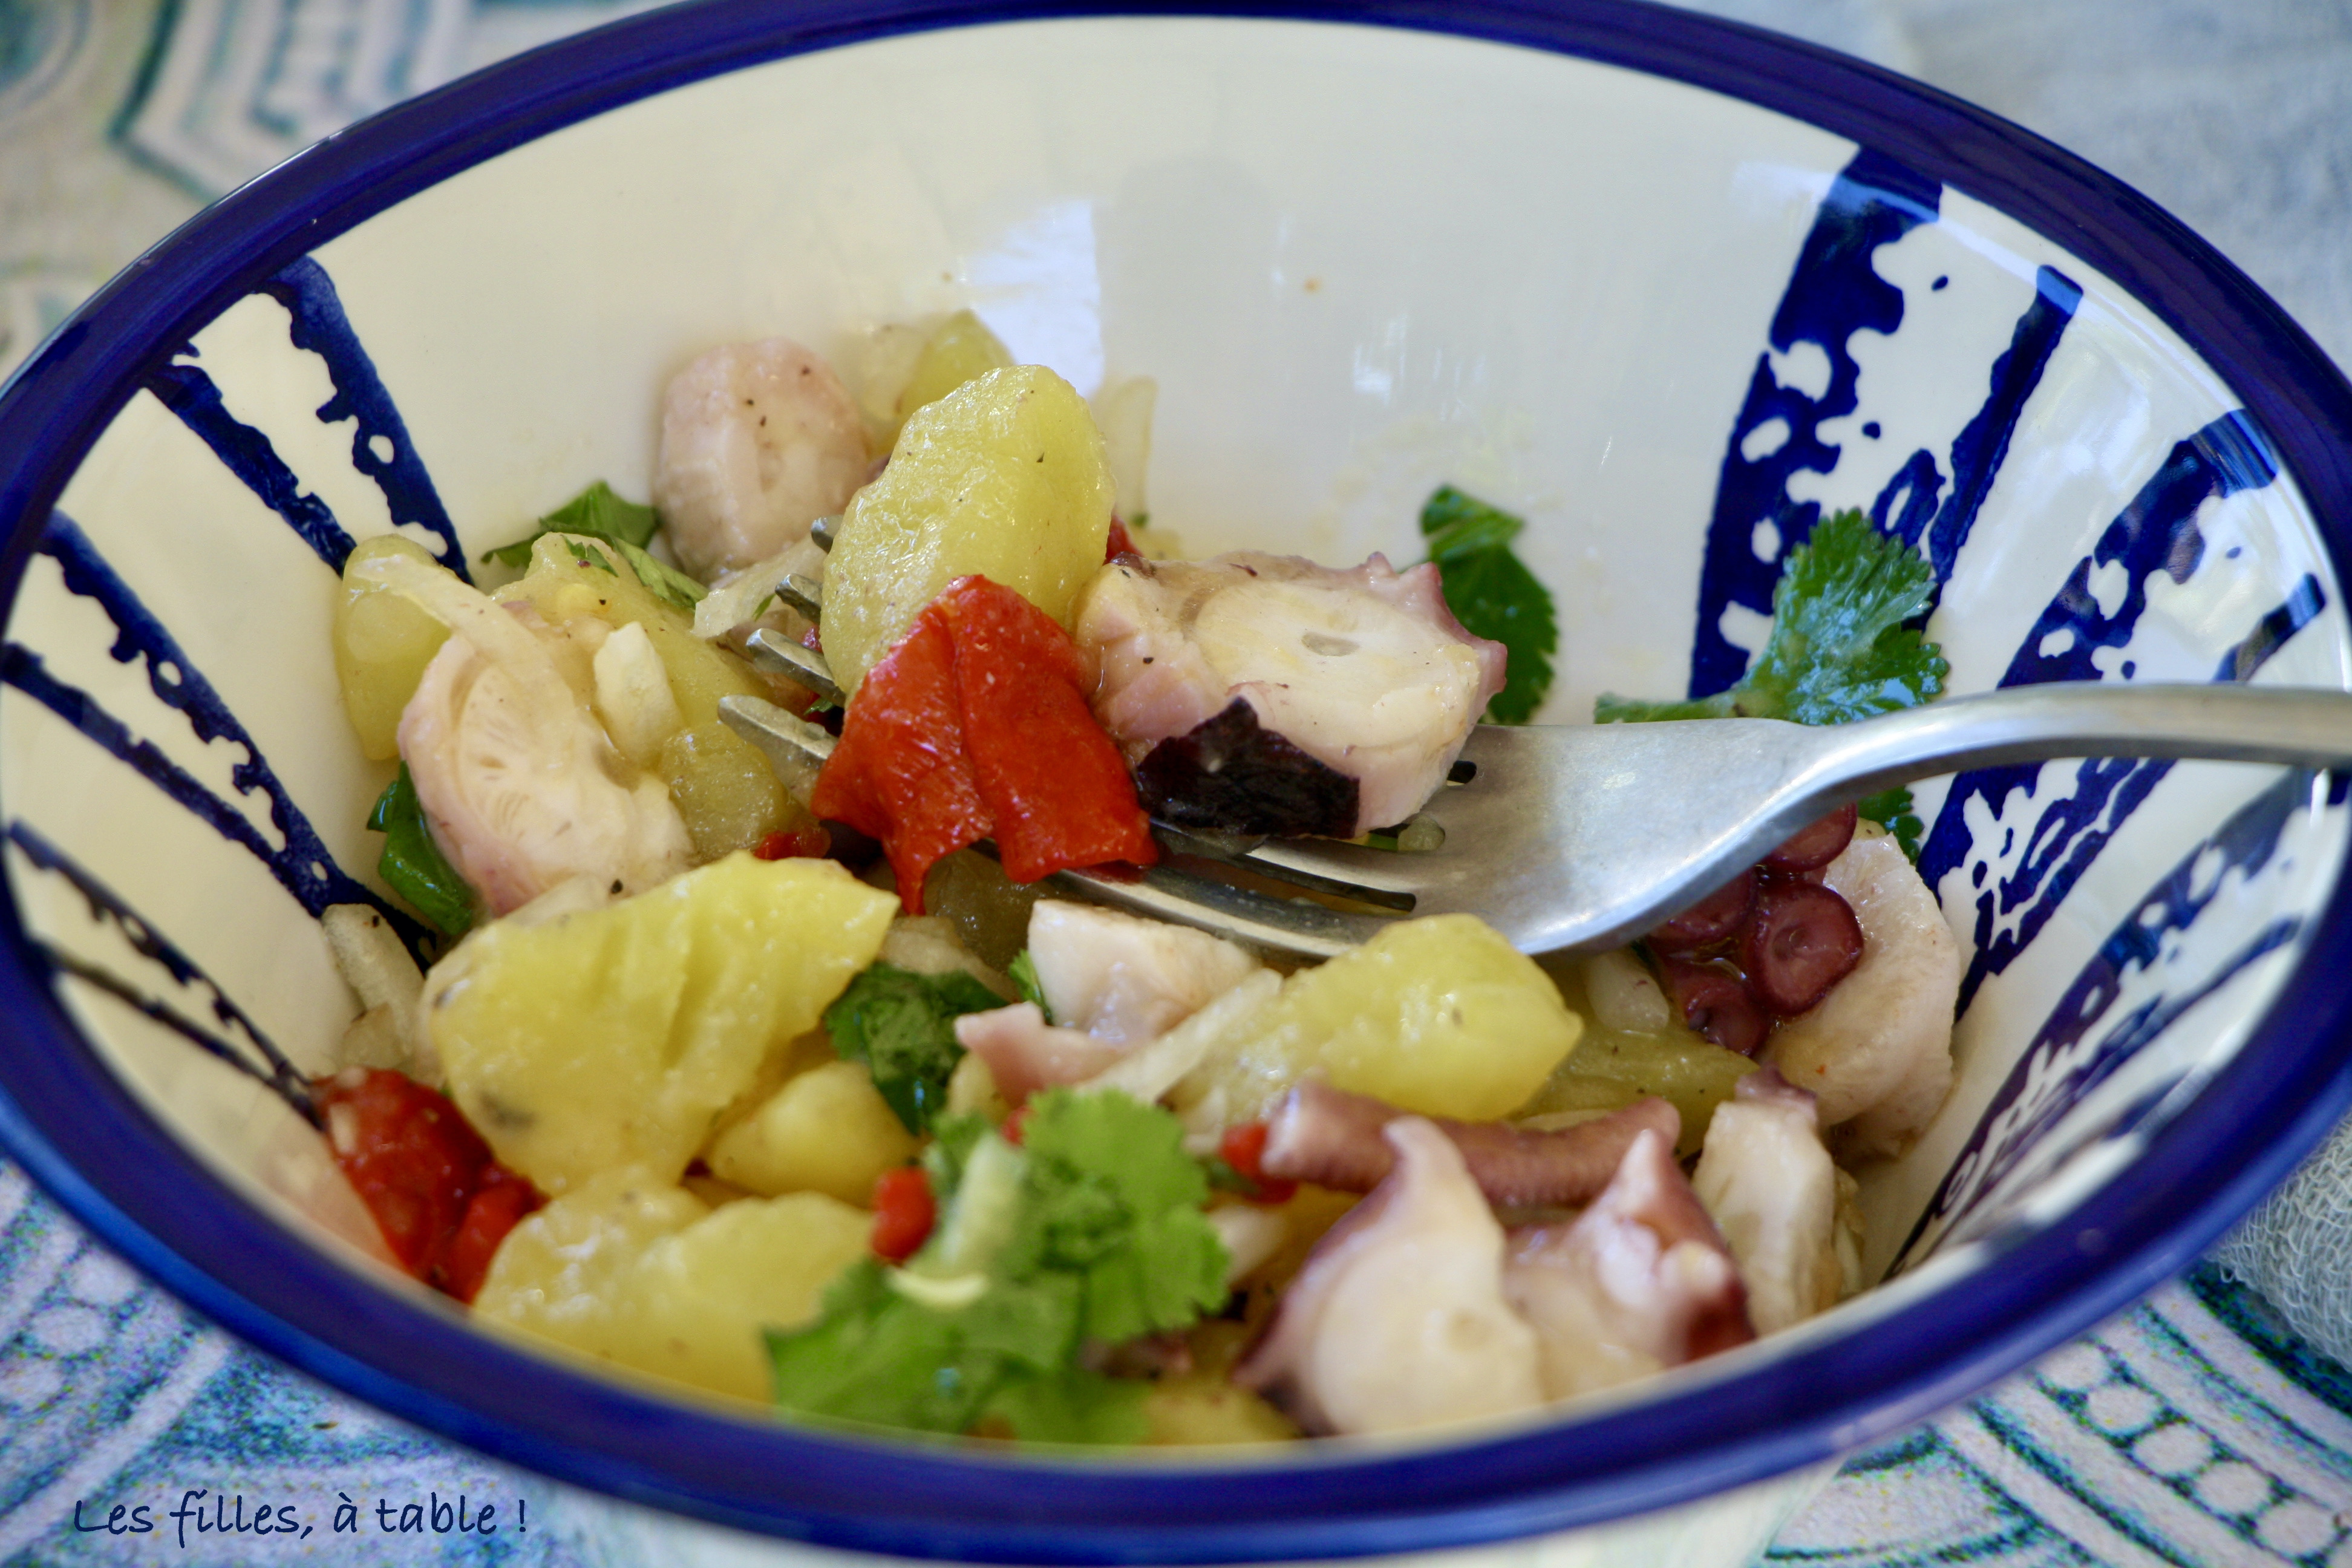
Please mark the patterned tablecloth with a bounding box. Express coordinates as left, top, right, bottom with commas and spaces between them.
4, 3, 2351, 1564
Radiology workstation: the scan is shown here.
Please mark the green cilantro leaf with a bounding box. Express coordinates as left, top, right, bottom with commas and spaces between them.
1858, 785, 1926, 862
825, 963, 1004, 1134
1595, 509, 1947, 726
480, 480, 658, 568
1008, 950, 1049, 1018
1420, 486, 1558, 725
365, 765, 474, 936
768, 1089, 1225, 1445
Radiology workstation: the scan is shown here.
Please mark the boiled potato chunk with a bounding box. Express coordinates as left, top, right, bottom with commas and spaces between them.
474, 1169, 868, 1403
430, 854, 897, 1192
705, 1059, 918, 1204
823, 365, 1114, 693
886, 309, 1014, 442
504, 534, 814, 857
334, 534, 452, 758
613, 1192, 871, 1401
473, 1165, 708, 1359
1175, 915, 1583, 1123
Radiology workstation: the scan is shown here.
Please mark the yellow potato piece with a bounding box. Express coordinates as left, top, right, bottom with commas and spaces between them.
333, 535, 452, 759
613, 1192, 872, 1402
430, 854, 897, 1192
886, 309, 1014, 443
473, 1165, 708, 1361
822, 365, 1114, 693
1176, 915, 1583, 1124
505, 534, 814, 857
705, 1059, 918, 1205
475, 1171, 869, 1403
1143, 1377, 1299, 1446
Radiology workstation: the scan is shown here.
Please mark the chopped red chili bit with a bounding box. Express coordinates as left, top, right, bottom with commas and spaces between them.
1218, 1120, 1299, 1206
315, 1068, 542, 1302
753, 826, 833, 861
1104, 517, 1140, 561
999, 1105, 1031, 1146
811, 575, 1157, 912
870, 1165, 936, 1262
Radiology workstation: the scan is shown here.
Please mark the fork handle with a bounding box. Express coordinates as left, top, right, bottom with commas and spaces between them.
1805, 682, 2352, 799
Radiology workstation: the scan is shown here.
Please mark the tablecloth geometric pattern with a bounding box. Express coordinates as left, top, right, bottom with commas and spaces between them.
4, 3, 2350, 1564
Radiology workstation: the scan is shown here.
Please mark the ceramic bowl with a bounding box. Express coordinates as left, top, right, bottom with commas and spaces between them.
2, 2, 2350, 1563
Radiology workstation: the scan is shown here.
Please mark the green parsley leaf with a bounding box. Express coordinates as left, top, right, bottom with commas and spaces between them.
612, 538, 707, 613
1007, 950, 1049, 1018
1420, 486, 1558, 725
1595, 509, 1947, 726
481, 480, 658, 568
768, 1089, 1224, 1445
365, 765, 475, 935
562, 535, 616, 575
1858, 785, 1926, 862
825, 963, 1004, 1134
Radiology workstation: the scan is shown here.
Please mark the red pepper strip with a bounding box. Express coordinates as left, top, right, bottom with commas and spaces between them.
439, 1167, 543, 1304
810, 576, 1156, 910
314, 1068, 542, 1301
810, 612, 991, 911
937, 578, 1158, 884
1218, 1121, 1299, 1206
1104, 517, 1139, 561
871, 1166, 936, 1262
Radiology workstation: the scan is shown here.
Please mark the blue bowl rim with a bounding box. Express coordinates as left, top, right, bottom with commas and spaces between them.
1, 1, 2351, 1561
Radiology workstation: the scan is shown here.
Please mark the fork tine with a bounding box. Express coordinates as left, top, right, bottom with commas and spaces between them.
1153, 825, 1417, 911
775, 573, 823, 622
717, 693, 835, 773
743, 629, 845, 707
1230, 837, 1431, 900
808, 515, 840, 552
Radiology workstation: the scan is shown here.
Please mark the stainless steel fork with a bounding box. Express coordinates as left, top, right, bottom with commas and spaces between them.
719, 678, 2352, 959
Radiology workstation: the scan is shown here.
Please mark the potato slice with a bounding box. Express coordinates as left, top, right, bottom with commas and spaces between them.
476, 1171, 869, 1403
333, 535, 452, 759
1174, 914, 1583, 1124
822, 365, 1114, 693
705, 1059, 919, 1204
473, 1165, 709, 1360
428, 854, 897, 1193
613, 1192, 871, 1401
886, 309, 1014, 442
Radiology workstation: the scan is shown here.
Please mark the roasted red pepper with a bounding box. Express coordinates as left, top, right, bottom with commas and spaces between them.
315, 1068, 543, 1303
812, 575, 1157, 911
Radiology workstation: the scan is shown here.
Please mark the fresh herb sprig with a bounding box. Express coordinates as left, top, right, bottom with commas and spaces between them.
482, 481, 707, 613
1595, 509, 1947, 858
1419, 486, 1558, 725
767, 1089, 1229, 1443
1596, 509, 1945, 726
823, 963, 1004, 1134
366, 765, 474, 936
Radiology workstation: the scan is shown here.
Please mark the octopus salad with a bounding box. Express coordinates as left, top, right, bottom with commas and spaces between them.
311, 309, 1962, 1445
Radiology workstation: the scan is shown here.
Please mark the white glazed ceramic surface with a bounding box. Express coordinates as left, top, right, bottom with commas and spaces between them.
1, 11, 2347, 1564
